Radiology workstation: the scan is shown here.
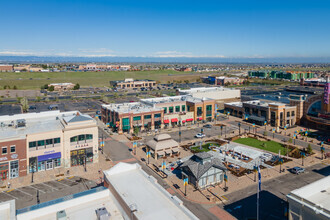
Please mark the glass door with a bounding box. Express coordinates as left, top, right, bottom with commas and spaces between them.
46, 159, 54, 170
10, 161, 19, 179
38, 161, 46, 171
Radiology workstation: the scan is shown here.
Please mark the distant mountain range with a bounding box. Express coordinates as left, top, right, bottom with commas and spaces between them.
0, 56, 330, 64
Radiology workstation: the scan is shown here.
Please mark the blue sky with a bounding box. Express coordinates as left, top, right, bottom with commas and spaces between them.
1, 0, 330, 58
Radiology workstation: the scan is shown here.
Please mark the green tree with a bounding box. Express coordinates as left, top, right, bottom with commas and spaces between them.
73, 83, 80, 90
48, 85, 54, 91
21, 97, 29, 112
13, 85, 18, 90
263, 131, 268, 136
35, 96, 41, 102
307, 144, 313, 154
288, 138, 293, 144
133, 126, 140, 137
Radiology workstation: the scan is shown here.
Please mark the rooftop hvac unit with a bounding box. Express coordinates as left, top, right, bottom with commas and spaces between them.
16, 119, 26, 128
56, 210, 67, 220
96, 207, 111, 220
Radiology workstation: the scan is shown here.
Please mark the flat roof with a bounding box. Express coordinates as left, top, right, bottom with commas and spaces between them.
102, 102, 162, 114
178, 87, 238, 94
0, 111, 95, 140
16, 187, 124, 220
287, 176, 330, 217
141, 95, 211, 105
104, 163, 198, 220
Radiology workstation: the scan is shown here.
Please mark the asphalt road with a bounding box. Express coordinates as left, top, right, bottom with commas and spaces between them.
144, 123, 237, 143
221, 163, 330, 220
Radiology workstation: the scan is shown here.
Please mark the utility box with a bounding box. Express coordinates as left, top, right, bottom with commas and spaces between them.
96, 207, 111, 220
56, 210, 67, 220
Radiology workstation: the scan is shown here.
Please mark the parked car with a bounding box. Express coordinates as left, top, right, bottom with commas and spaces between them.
290, 167, 305, 175
203, 124, 212, 128
195, 133, 206, 138
29, 105, 37, 110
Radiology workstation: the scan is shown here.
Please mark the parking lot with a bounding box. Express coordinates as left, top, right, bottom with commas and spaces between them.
0, 104, 22, 116
27, 100, 102, 114
0, 176, 98, 209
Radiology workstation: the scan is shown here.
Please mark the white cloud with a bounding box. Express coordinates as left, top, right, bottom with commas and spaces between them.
0, 49, 117, 57
152, 51, 225, 58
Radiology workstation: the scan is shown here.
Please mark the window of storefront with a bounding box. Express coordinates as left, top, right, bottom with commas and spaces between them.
2, 147, 7, 155
144, 115, 151, 119
70, 136, 78, 143
175, 106, 180, 112
163, 107, 167, 114
37, 140, 45, 148
154, 113, 161, 118
29, 141, 37, 149
206, 105, 212, 117
10, 146, 15, 153
10, 160, 19, 179
0, 163, 9, 180
287, 112, 290, 117
54, 138, 60, 144
169, 107, 173, 113
86, 134, 93, 140
122, 118, 130, 131
78, 135, 85, 141
46, 139, 53, 146
133, 116, 141, 121
197, 107, 203, 116
182, 105, 186, 112
70, 148, 93, 166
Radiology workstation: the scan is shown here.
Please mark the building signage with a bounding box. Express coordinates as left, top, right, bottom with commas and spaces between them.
11, 154, 18, 159
44, 150, 56, 155
324, 82, 330, 105
0, 157, 8, 162
75, 143, 89, 149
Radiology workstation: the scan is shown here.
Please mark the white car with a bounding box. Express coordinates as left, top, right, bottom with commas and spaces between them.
195, 133, 206, 138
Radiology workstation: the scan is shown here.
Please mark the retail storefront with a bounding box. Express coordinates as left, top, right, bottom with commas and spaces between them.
70, 147, 93, 166
29, 152, 61, 173
0, 162, 8, 180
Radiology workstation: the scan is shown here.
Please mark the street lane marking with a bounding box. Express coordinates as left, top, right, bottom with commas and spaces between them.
53, 180, 70, 187
41, 182, 59, 191
28, 185, 45, 193
6, 189, 14, 193
16, 188, 33, 196
68, 176, 75, 179
2, 192, 18, 199
57, 178, 64, 181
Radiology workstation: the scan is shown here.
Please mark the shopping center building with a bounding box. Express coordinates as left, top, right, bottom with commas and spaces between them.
0, 111, 98, 178
225, 100, 297, 129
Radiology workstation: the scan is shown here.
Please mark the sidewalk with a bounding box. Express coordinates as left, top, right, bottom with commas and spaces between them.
0, 152, 113, 191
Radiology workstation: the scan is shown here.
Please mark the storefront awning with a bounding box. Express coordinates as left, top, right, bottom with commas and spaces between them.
182, 120, 186, 123
197, 117, 203, 121
164, 119, 170, 124
157, 151, 165, 156
186, 118, 193, 122
165, 149, 172, 154
248, 115, 265, 122
38, 152, 61, 162
171, 118, 178, 123
172, 148, 179, 153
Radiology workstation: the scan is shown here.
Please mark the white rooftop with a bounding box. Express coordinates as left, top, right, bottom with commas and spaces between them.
0, 111, 95, 141
102, 102, 162, 114
288, 176, 330, 216
179, 87, 237, 94
141, 95, 211, 106
103, 163, 198, 220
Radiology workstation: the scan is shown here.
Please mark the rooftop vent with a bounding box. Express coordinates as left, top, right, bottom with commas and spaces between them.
56, 210, 67, 220
16, 119, 26, 128
96, 207, 111, 220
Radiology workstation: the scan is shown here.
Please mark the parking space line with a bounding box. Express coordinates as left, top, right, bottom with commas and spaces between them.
57, 178, 64, 181
29, 185, 45, 193
2, 192, 18, 200
41, 182, 59, 191
16, 188, 34, 197
6, 189, 14, 193
54, 180, 71, 187
221, 195, 228, 200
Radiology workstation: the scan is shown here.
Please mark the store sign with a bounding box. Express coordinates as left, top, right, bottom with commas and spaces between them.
75, 143, 89, 149
324, 82, 330, 104
44, 150, 56, 155
11, 154, 18, 159
0, 157, 8, 161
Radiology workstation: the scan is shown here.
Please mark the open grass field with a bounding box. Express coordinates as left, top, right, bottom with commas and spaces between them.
234, 137, 288, 155
0, 70, 205, 90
